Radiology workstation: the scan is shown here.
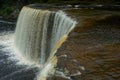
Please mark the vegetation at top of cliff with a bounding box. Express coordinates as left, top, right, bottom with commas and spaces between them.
0, 0, 120, 19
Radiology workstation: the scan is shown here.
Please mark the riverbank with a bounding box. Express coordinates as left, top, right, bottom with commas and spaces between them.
0, 3, 120, 20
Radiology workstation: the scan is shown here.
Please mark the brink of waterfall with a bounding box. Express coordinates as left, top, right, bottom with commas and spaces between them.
14, 6, 77, 80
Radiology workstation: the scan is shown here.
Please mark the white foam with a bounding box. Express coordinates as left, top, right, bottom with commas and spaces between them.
0, 32, 40, 67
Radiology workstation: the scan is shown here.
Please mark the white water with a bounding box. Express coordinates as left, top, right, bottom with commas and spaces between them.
0, 6, 77, 80
15, 7, 76, 66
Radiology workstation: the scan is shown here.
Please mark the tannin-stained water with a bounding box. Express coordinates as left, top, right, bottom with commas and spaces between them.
53, 9, 120, 80
0, 5, 77, 80
15, 6, 76, 65
0, 7, 120, 80
14, 6, 76, 80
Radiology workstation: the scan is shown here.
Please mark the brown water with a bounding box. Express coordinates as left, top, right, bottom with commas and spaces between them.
52, 9, 120, 80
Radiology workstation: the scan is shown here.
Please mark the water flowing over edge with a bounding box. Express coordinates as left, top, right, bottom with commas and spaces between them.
12, 6, 77, 80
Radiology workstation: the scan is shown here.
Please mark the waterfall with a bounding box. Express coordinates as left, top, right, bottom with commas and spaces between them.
14, 6, 76, 79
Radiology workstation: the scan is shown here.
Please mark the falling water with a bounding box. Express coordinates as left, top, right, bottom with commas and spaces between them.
14, 6, 76, 80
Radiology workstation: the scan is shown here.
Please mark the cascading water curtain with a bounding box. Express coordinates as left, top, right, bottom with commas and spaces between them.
14, 6, 77, 80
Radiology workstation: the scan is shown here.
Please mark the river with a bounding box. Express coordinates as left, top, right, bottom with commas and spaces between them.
0, 7, 120, 80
